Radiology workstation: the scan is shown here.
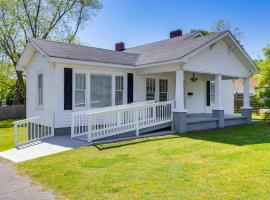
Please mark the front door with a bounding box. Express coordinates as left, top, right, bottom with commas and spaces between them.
185, 79, 205, 113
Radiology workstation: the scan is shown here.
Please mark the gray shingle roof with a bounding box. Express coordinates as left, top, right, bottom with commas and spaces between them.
30, 31, 227, 66
30, 38, 139, 66
124, 31, 226, 65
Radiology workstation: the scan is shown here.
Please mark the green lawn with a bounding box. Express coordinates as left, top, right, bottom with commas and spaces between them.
0, 119, 16, 151
17, 121, 270, 200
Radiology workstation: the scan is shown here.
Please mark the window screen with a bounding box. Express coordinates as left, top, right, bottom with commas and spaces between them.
38, 74, 43, 105
115, 76, 124, 105
90, 74, 112, 108
210, 81, 215, 106
146, 78, 155, 101
75, 73, 86, 107
159, 79, 168, 102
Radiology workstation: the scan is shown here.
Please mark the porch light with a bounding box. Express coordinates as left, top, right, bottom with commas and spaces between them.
190, 73, 198, 83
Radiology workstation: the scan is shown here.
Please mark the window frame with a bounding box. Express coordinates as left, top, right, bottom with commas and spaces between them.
74, 73, 86, 107
115, 75, 124, 106
146, 78, 156, 101
72, 70, 127, 110
37, 72, 43, 108
159, 79, 168, 102
90, 73, 112, 108
210, 81, 215, 106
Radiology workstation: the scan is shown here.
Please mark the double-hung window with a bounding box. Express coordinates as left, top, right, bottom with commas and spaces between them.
37, 73, 43, 106
90, 74, 112, 108
159, 79, 168, 102
75, 73, 86, 107
115, 76, 124, 105
146, 78, 156, 101
210, 81, 215, 106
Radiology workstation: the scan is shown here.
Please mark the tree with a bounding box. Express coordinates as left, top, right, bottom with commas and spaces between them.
212, 19, 244, 41
0, 0, 102, 104
255, 46, 270, 117
189, 29, 210, 36
190, 20, 244, 42
0, 62, 16, 105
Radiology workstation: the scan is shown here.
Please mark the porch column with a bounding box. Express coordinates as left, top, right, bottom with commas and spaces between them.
175, 69, 186, 112
241, 78, 252, 123
212, 74, 224, 128
173, 69, 187, 133
243, 78, 250, 108
215, 74, 223, 110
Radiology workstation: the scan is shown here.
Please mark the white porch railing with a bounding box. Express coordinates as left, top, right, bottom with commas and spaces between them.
71, 100, 174, 142
13, 116, 54, 147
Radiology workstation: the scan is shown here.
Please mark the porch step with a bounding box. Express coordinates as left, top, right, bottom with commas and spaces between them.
87, 130, 176, 146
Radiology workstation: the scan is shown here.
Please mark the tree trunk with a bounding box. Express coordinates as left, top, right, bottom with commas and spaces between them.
14, 70, 25, 105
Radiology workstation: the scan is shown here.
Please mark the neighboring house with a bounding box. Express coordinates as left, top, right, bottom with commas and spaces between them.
15, 30, 257, 146
234, 77, 259, 94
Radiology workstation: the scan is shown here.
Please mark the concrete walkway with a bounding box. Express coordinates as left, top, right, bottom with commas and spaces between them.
0, 136, 87, 163
0, 159, 54, 199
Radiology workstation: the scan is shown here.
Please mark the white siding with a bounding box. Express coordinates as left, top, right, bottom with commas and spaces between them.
26, 52, 55, 125
184, 40, 249, 78
53, 64, 132, 128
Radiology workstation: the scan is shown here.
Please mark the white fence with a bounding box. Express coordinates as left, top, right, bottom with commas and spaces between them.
71, 101, 174, 142
13, 116, 54, 147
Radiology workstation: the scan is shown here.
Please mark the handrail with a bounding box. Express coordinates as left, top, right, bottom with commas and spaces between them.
13, 116, 39, 124
13, 116, 54, 147
71, 100, 174, 142
72, 100, 156, 115
86, 100, 173, 115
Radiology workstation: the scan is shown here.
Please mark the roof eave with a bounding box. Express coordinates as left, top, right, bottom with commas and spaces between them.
48, 57, 136, 69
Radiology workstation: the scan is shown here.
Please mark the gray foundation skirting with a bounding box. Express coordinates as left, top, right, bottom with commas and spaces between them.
173, 112, 187, 133
56, 115, 250, 139
224, 117, 247, 127
212, 110, 224, 128
187, 119, 217, 132
54, 127, 71, 136
241, 108, 252, 123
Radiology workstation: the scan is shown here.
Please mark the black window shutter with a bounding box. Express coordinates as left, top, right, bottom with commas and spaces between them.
64, 68, 72, 110
127, 73, 133, 104
206, 81, 210, 106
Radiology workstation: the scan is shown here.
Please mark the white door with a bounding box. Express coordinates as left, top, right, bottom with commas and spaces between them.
185, 79, 205, 113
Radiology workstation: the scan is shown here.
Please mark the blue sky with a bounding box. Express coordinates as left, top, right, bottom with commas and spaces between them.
78, 0, 270, 59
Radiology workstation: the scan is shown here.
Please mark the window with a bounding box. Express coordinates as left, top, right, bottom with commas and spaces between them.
75, 73, 86, 107
37, 73, 43, 105
90, 74, 112, 108
146, 78, 155, 101
115, 76, 124, 105
159, 79, 168, 102
210, 81, 215, 106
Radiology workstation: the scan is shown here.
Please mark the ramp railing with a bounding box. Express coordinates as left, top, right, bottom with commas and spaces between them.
71, 100, 173, 142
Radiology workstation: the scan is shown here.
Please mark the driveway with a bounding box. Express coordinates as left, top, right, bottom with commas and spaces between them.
0, 159, 54, 200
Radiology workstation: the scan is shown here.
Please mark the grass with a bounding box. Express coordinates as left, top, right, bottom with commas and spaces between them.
17, 121, 270, 199
0, 119, 16, 151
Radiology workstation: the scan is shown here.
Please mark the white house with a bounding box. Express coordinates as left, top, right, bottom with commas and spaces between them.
15, 30, 257, 146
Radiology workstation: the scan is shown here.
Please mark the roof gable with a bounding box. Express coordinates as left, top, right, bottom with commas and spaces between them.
124, 32, 225, 65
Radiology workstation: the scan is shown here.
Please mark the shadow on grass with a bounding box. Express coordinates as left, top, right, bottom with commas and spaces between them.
94, 122, 270, 150
181, 121, 270, 146
94, 135, 180, 151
